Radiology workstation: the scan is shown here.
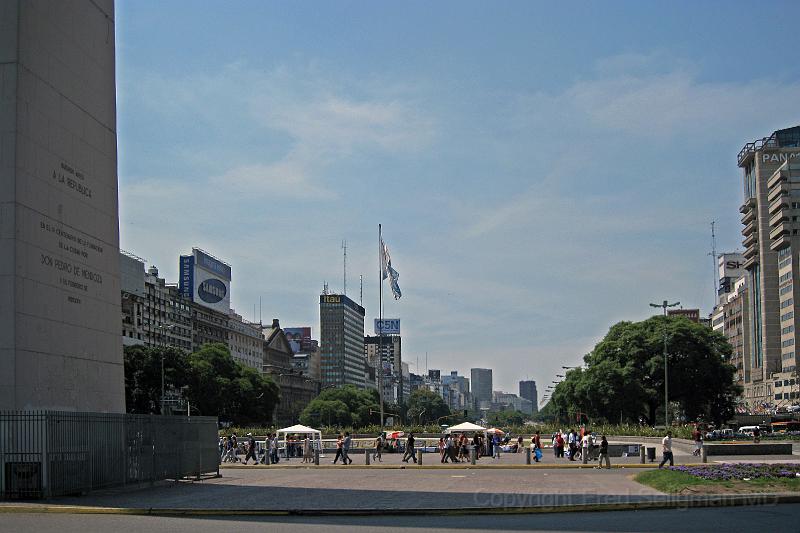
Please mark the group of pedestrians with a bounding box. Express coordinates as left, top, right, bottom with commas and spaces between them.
549, 428, 610, 468
219, 432, 295, 465
332, 432, 353, 465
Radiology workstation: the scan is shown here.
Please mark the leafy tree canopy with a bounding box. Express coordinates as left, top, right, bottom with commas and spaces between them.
299, 385, 380, 428
406, 388, 450, 424
549, 316, 740, 426
123, 343, 279, 426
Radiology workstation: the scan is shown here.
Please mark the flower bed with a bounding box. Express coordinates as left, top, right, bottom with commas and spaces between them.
669, 463, 800, 481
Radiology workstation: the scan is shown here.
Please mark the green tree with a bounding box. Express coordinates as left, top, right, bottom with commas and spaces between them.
123, 344, 189, 414
487, 409, 526, 427
123, 343, 279, 425
299, 385, 380, 427
550, 316, 740, 426
406, 389, 450, 424
185, 343, 279, 425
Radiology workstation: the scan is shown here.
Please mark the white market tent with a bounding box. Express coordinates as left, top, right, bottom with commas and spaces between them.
276, 424, 324, 458
445, 422, 486, 434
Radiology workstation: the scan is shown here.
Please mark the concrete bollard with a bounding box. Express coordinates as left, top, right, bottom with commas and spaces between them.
526, 447, 531, 465
582, 448, 588, 464
640, 445, 645, 464
314, 449, 319, 466
701, 445, 707, 463
471, 447, 477, 465
366, 451, 371, 465
418, 448, 422, 466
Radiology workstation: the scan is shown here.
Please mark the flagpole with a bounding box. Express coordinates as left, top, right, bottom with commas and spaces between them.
378, 224, 384, 429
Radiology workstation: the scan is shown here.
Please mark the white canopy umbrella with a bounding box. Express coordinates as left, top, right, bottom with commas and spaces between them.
276, 424, 324, 458
445, 422, 487, 434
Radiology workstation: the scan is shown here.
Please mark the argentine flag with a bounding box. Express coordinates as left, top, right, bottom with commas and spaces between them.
381, 239, 402, 300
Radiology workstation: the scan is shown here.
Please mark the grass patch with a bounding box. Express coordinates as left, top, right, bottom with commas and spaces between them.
635, 469, 800, 494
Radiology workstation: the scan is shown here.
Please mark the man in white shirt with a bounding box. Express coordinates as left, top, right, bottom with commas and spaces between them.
658, 431, 673, 468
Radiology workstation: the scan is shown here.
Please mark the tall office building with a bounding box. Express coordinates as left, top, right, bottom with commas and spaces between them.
364, 334, 403, 404
319, 293, 366, 388
739, 125, 800, 409
519, 380, 538, 413
470, 368, 492, 410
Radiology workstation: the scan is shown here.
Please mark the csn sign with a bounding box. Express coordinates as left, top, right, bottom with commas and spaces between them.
374, 319, 400, 335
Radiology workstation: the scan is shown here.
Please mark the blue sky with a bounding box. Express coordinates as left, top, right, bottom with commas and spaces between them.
115, 1, 800, 395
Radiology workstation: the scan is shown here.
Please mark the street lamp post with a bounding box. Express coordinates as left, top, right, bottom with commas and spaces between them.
649, 300, 680, 428
157, 324, 175, 414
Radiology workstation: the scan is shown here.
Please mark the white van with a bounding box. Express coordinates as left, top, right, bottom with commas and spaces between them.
737, 425, 761, 435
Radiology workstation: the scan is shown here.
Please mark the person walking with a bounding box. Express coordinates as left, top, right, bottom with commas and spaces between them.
302, 435, 311, 464
492, 433, 502, 459
270, 433, 279, 464
402, 432, 417, 463
373, 432, 384, 462
568, 429, 577, 461
658, 431, 674, 468
332, 434, 344, 464
533, 431, 542, 462
243, 433, 258, 465
753, 426, 761, 444
517, 435, 524, 453
342, 432, 353, 465
555, 431, 565, 458
692, 427, 702, 456
597, 435, 611, 469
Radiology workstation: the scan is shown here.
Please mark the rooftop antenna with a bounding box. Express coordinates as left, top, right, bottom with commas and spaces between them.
360, 274, 363, 306
708, 220, 718, 300
323, 281, 329, 295
259, 295, 262, 325
342, 240, 347, 296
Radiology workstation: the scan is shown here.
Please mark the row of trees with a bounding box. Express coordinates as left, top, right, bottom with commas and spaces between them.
124, 343, 280, 426
543, 316, 740, 426
298, 386, 454, 428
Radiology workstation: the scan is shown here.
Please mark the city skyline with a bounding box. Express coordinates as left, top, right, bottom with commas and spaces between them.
115, 1, 800, 393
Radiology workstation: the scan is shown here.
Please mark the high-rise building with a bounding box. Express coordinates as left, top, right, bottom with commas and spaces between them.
739, 125, 800, 409
519, 380, 538, 413
364, 335, 403, 404
471, 368, 492, 410
319, 293, 366, 388
227, 311, 263, 370
442, 371, 471, 411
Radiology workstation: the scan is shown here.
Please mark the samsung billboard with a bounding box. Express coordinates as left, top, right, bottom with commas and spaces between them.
374, 318, 400, 335
180, 248, 232, 313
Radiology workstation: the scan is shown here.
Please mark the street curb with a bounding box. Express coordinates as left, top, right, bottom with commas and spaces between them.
1, 494, 799, 517
219, 463, 706, 470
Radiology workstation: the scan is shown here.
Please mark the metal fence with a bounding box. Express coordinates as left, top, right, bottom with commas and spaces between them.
0, 411, 219, 499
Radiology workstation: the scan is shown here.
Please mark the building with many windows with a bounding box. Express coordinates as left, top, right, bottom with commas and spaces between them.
365, 334, 403, 404
227, 311, 264, 370
319, 294, 366, 388
519, 380, 538, 413
471, 368, 493, 410
739, 125, 800, 410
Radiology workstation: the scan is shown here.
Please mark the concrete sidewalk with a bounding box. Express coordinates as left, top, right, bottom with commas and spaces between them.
2, 465, 798, 515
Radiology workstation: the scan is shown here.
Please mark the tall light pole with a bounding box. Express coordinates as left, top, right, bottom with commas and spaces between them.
157, 323, 175, 414
649, 300, 680, 427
